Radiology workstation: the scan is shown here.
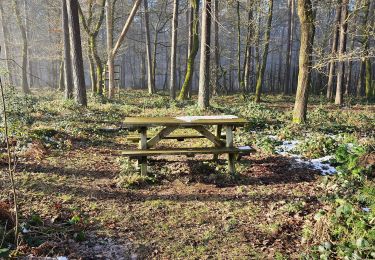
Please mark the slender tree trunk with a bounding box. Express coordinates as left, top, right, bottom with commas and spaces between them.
243, 2, 253, 93
293, 0, 315, 123
62, 0, 73, 98
59, 60, 64, 91
88, 40, 97, 93
327, 1, 342, 100
236, 1, 242, 94
198, 0, 212, 109
284, 0, 294, 95
178, 0, 199, 101
144, 0, 154, 94
335, 0, 348, 105
12, 0, 30, 94
0, 3, 14, 85
364, 0, 374, 100
106, 0, 115, 98
213, 0, 220, 96
169, 0, 179, 99
254, 0, 273, 103
151, 32, 158, 90
67, 0, 87, 106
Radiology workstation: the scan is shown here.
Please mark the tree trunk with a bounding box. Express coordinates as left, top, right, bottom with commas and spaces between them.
62, 0, 74, 99
284, 0, 294, 95
293, 0, 315, 123
254, 0, 273, 103
178, 0, 199, 101
59, 60, 64, 91
334, 0, 348, 105
144, 0, 154, 94
169, 0, 179, 99
106, 0, 115, 98
12, 0, 30, 94
236, 1, 242, 94
243, 0, 253, 93
213, 0, 220, 96
198, 0, 212, 109
151, 32, 158, 90
67, 0, 87, 106
0, 3, 14, 85
327, 1, 342, 100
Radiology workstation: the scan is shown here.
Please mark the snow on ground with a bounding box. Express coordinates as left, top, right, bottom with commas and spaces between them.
274, 138, 337, 176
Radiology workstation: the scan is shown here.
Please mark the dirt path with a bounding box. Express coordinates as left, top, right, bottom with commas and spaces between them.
1, 134, 324, 259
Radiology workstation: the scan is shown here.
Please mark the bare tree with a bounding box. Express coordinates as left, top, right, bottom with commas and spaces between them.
78, 0, 107, 95
62, 0, 73, 99
254, 0, 273, 103
66, 0, 87, 106
198, 0, 212, 109
326, 0, 342, 100
169, 0, 179, 99
12, 0, 31, 94
335, 0, 348, 105
143, 0, 154, 94
178, 0, 199, 101
293, 0, 315, 123
0, 3, 14, 85
284, 0, 295, 95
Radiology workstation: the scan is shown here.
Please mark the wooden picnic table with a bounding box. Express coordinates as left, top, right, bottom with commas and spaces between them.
123, 116, 252, 175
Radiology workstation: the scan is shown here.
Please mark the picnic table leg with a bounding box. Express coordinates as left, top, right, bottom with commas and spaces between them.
213, 125, 222, 161
226, 125, 235, 174
139, 127, 148, 175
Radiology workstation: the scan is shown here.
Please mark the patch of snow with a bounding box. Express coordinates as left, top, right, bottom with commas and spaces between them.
275, 140, 299, 156
22, 227, 30, 234
239, 146, 252, 150
57, 257, 68, 260
175, 115, 238, 123
274, 138, 337, 176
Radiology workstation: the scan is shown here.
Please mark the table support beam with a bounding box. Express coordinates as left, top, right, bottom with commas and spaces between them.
226, 125, 235, 174
139, 127, 148, 175
213, 125, 222, 160
147, 126, 178, 148
192, 126, 225, 147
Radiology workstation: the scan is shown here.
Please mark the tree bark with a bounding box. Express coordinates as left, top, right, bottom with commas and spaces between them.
334, 0, 348, 105
12, 0, 30, 94
144, 0, 154, 94
284, 0, 294, 94
62, 0, 74, 99
106, 0, 115, 98
198, 0, 212, 109
327, 1, 342, 100
178, 0, 199, 101
67, 0, 87, 106
293, 0, 315, 123
169, 0, 179, 99
213, 0, 220, 96
0, 3, 14, 85
254, 0, 273, 103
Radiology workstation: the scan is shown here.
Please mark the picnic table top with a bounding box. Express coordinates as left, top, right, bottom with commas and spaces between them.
123, 115, 248, 128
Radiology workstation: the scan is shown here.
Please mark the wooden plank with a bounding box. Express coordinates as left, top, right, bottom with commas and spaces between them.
122, 147, 253, 157
127, 134, 226, 142
147, 126, 178, 148
123, 116, 247, 128
226, 126, 236, 174
213, 125, 223, 161
138, 128, 148, 175
191, 126, 225, 147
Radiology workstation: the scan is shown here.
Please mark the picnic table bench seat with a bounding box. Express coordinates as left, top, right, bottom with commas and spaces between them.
126, 133, 227, 143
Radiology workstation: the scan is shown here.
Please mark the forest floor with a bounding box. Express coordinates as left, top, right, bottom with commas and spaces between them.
0, 90, 374, 259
